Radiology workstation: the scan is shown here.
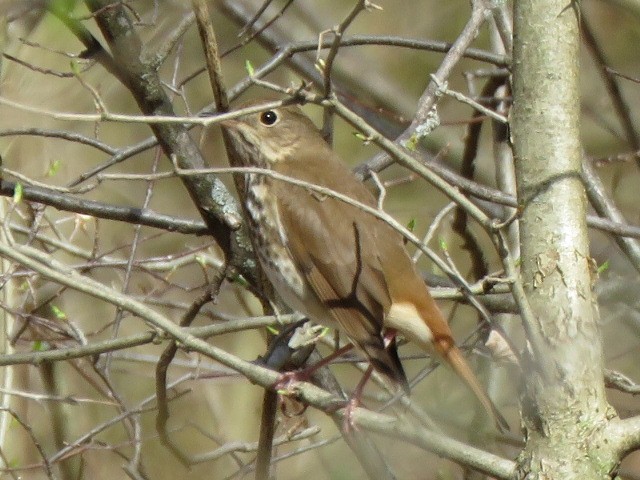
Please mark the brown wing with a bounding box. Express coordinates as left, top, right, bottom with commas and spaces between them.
272, 154, 409, 390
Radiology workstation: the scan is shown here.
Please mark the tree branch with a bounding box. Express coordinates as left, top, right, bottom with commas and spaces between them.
0, 234, 514, 478
80, 0, 257, 284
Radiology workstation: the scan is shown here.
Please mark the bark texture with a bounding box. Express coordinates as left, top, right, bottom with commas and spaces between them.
512, 1, 618, 478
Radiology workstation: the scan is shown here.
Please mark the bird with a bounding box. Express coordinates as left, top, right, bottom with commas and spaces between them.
222, 101, 507, 431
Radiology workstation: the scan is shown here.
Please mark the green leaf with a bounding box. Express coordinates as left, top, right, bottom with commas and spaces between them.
231, 273, 249, 288
50, 304, 67, 321
596, 259, 610, 274
353, 132, 367, 141
195, 255, 207, 268
439, 238, 448, 251
69, 60, 81, 76
33, 340, 51, 352
13, 182, 22, 203
245, 60, 255, 76
47, 159, 61, 177
407, 218, 416, 232
404, 134, 418, 152
266, 325, 280, 335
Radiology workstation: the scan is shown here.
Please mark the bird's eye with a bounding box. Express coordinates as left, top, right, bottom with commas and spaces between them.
259, 110, 279, 126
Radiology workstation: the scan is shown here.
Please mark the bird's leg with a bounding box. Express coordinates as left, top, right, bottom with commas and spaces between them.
273, 343, 354, 393
342, 329, 400, 432
342, 365, 374, 433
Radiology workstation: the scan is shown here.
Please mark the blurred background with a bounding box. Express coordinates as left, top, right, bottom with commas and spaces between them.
1, 0, 640, 478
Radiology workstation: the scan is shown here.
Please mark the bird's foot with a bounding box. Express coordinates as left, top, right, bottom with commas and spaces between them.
341, 395, 363, 433
272, 370, 308, 395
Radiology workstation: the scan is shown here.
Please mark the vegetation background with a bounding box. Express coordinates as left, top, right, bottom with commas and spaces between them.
1, 0, 640, 479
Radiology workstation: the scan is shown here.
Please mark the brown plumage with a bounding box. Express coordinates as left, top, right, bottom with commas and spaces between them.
223, 103, 507, 431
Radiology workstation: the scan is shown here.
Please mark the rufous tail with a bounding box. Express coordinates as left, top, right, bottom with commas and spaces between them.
438, 340, 509, 432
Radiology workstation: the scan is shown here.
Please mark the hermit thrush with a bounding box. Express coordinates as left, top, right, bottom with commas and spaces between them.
223, 102, 507, 431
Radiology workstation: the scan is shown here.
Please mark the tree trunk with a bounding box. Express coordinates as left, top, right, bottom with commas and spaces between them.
511, 0, 618, 477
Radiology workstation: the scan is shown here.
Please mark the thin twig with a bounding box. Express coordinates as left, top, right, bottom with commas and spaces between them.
581, 13, 640, 153
0, 237, 515, 478
582, 155, 640, 273
192, 0, 229, 111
